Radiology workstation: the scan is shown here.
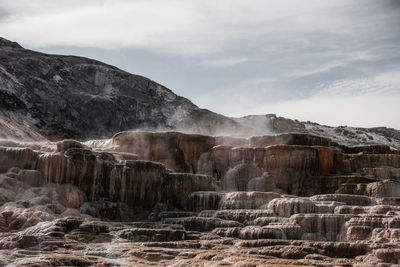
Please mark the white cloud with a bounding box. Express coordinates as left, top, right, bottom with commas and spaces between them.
0, 0, 352, 55
286, 51, 377, 78
244, 72, 400, 129
193, 69, 400, 130
197, 57, 248, 68
0, 0, 399, 129
265, 93, 400, 129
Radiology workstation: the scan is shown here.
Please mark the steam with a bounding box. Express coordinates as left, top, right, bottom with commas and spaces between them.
0, 138, 55, 152
158, 107, 277, 138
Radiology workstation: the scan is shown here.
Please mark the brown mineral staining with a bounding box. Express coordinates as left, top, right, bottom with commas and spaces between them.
0, 130, 399, 265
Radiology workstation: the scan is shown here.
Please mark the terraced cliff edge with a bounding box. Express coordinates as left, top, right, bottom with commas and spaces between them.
0, 131, 399, 266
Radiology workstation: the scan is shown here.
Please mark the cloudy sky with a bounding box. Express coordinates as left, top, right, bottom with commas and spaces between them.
1, 0, 399, 128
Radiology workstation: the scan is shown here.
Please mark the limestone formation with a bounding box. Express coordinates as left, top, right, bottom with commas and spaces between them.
0, 129, 399, 265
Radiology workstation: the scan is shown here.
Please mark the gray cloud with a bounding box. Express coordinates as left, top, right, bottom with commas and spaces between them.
0, 0, 399, 128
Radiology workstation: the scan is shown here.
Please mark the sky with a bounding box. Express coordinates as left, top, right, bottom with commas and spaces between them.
0, 0, 399, 129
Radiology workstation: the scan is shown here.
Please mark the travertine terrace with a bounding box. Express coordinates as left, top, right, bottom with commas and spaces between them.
1, 37, 400, 266
0, 131, 400, 266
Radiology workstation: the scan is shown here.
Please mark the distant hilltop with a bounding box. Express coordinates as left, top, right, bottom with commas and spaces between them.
0, 37, 399, 148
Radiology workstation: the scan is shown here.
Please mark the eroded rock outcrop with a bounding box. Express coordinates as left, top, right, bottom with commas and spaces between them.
0, 130, 399, 266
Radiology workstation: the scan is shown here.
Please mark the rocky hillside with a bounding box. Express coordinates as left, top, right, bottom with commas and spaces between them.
1, 37, 399, 148
0, 37, 244, 140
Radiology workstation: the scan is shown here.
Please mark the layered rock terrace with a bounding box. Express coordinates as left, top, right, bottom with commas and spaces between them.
0, 131, 400, 266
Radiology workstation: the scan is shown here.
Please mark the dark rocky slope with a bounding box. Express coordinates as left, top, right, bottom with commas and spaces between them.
0, 37, 243, 140
1, 36, 399, 148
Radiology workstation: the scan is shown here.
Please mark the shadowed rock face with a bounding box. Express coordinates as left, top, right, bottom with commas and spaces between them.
1, 36, 400, 148
0, 142, 215, 220
111, 131, 216, 173
249, 133, 337, 147
0, 38, 245, 140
